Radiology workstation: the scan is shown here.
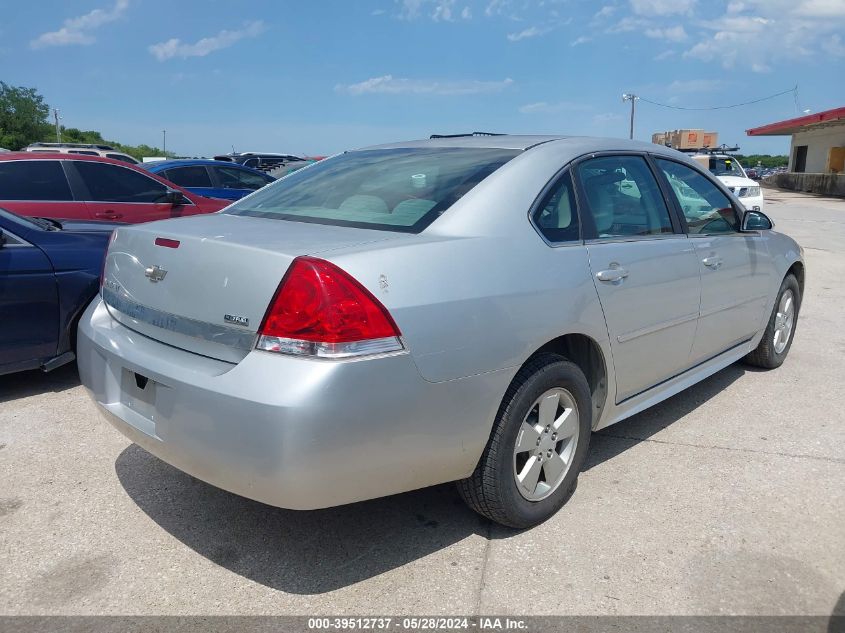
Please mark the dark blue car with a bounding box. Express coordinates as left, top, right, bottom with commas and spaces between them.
144, 159, 275, 201
0, 209, 115, 375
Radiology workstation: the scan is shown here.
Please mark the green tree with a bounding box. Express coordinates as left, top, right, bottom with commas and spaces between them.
734, 154, 789, 168
52, 127, 175, 160
0, 81, 52, 150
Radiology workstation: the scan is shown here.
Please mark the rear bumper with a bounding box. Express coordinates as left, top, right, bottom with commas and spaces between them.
77, 298, 509, 509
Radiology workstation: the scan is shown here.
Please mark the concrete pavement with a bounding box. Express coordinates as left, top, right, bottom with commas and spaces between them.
1, 188, 843, 616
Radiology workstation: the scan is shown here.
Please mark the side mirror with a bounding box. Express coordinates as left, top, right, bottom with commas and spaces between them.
741, 210, 773, 231
164, 188, 189, 206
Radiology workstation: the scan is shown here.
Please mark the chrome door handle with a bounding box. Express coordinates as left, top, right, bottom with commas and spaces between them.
702, 256, 723, 269
95, 210, 123, 220
596, 266, 629, 282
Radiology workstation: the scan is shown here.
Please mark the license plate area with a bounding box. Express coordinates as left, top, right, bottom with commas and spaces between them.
121, 369, 159, 423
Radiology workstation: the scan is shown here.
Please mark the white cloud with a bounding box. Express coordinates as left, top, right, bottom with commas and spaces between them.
570, 36, 592, 46
149, 21, 265, 61
396, 0, 472, 21
793, 0, 845, 17
397, 0, 425, 19
667, 79, 725, 92
630, 0, 696, 16
337, 75, 514, 96
594, 5, 617, 19
506, 26, 549, 41
684, 0, 845, 71
606, 16, 649, 33
822, 34, 845, 56
645, 25, 688, 41
654, 49, 676, 60
519, 101, 592, 114
432, 0, 456, 21
31, 0, 129, 49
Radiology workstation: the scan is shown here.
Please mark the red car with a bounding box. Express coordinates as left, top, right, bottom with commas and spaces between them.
0, 153, 229, 223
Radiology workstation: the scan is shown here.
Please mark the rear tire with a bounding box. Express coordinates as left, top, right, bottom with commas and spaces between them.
457, 353, 592, 529
744, 274, 801, 369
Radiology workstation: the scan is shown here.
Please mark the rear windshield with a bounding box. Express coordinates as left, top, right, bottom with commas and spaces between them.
708, 157, 746, 177
223, 147, 520, 233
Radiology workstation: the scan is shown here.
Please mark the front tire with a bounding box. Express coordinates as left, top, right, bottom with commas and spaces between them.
457, 354, 592, 528
744, 274, 801, 369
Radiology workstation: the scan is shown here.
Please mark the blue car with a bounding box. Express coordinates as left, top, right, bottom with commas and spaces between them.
144, 159, 275, 201
0, 209, 115, 375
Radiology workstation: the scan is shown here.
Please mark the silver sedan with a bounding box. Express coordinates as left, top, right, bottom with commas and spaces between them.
78, 135, 804, 528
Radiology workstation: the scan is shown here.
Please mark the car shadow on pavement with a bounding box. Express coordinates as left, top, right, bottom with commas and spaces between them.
115, 362, 748, 595
115, 445, 487, 594
0, 363, 81, 404
585, 363, 747, 471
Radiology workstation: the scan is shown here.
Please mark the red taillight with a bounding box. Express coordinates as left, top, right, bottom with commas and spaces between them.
256, 257, 403, 358
99, 229, 118, 293
155, 237, 180, 248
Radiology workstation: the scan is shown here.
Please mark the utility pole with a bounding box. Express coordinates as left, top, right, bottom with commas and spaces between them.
162, 129, 167, 155
622, 94, 638, 140
53, 108, 61, 143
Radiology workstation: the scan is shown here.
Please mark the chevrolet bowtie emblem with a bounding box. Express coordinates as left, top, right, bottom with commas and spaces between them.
144, 265, 168, 282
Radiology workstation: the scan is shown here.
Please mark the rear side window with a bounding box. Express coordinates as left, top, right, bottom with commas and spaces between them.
73, 161, 168, 203
577, 155, 673, 238
106, 153, 139, 164
225, 148, 520, 233
164, 166, 213, 188
0, 160, 73, 201
532, 171, 580, 243
215, 166, 271, 190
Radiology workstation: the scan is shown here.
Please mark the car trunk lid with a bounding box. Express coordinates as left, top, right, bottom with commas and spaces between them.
101, 213, 406, 363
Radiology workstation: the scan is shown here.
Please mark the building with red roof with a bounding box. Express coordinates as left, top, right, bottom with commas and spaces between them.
747, 107, 845, 196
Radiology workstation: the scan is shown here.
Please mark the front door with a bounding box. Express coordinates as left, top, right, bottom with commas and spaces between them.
0, 228, 58, 371
654, 158, 772, 364
69, 160, 179, 223
576, 154, 702, 403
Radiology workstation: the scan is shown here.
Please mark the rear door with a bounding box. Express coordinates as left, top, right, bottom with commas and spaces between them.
653, 157, 772, 364
575, 154, 702, 403
211, 165, 273, 200
0, 225, 58, 371
0, 159, 89, 220
68, 160, 194, 223
161, 165, 221, 199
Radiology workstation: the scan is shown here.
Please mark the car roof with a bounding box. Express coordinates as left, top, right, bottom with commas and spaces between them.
362, 134, 689, 158
0, 151, 138, 166
146, 159, 264, 170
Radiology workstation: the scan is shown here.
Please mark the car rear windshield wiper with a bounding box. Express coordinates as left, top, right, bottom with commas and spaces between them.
32, 217, 63, 231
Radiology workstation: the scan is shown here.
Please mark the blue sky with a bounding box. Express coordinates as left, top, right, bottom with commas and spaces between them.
2, 0, 844, 156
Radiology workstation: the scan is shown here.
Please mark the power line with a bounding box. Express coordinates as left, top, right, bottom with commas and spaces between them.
638, 86, 797, 111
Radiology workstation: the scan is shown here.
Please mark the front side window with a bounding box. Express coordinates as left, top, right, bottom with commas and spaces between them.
532, 171, 580, 243
656, 159, 740, 235
73, 161, 169, 203
0, 161, 73, 201
216, 166, 271, 190
576, 155, 673, 238
165, 166, 213, 188
225, 148, 520, 233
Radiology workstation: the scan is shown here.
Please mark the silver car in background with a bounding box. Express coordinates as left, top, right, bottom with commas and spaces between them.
78, 135, 804, 528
